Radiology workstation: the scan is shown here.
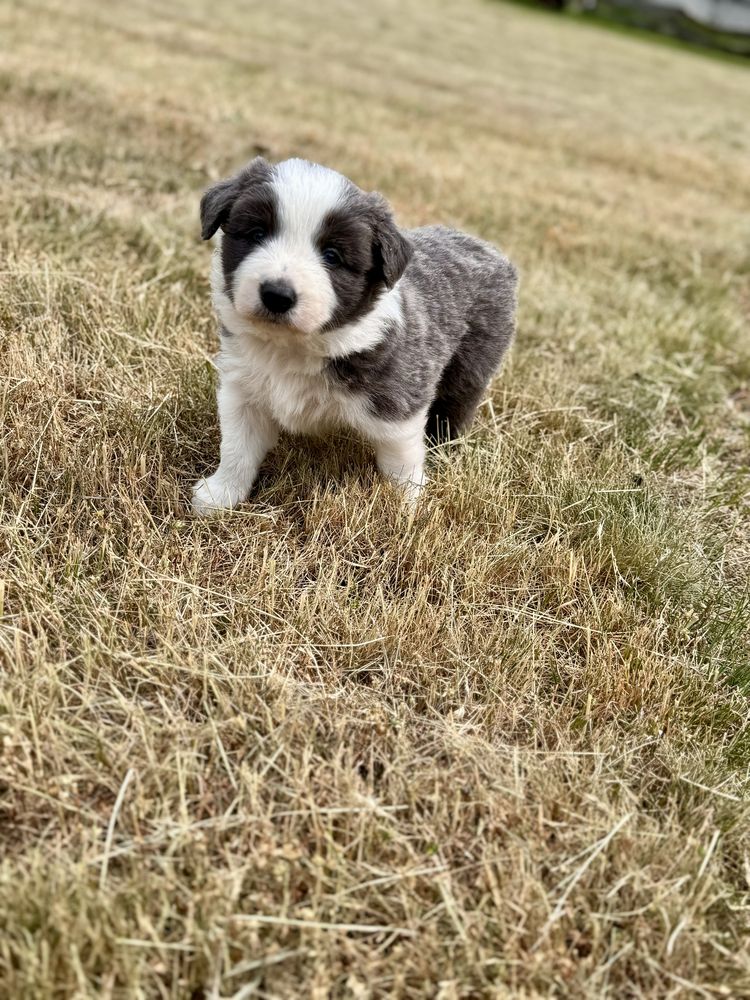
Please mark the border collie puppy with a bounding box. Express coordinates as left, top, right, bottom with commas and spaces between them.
192, 157, 517, 513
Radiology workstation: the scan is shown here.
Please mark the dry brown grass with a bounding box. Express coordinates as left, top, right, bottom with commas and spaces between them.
1, 0, 750, 996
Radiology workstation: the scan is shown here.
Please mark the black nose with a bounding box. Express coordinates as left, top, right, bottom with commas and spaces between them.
260, 280, 297, 315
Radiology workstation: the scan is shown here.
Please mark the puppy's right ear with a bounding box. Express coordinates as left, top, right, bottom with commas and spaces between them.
200, 177, 239, 241
199, 157, 272, 241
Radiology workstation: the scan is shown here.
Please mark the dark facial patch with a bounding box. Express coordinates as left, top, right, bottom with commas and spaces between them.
317, 190, 413, 331
317, 199, 383, 330
199, 157, 278, 300
221, 184, 278, 299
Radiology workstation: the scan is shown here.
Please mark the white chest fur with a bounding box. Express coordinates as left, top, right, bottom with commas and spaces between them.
217, 336, 356, 435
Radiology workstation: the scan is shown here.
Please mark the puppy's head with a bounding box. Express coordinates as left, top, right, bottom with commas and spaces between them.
201, 157, 412, 336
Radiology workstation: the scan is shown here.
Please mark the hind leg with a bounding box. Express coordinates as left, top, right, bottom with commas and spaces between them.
428, 294, 516, 443
427, 348, 499, 443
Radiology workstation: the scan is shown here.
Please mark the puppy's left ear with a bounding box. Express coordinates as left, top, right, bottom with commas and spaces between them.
367, 193, 413, 288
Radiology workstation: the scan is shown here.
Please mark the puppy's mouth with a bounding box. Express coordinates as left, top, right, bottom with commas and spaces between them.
253, 307, 291, 325
242, 305, 308, 337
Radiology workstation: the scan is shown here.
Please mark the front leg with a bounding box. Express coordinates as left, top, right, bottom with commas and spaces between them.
372, 412, 427, 505
192, 381, 279, 515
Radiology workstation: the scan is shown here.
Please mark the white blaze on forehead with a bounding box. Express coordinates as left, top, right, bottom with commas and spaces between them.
271, 159, 349, 240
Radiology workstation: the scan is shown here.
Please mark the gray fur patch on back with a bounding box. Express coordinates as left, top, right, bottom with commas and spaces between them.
327, 225, 518, 432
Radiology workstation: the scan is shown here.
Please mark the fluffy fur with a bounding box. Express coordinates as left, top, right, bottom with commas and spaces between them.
192, 157, 518, 513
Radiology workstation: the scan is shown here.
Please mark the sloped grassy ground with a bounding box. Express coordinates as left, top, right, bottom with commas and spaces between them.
1, 0, 749, 995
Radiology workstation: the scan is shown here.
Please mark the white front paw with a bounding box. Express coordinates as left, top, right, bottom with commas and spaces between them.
400, 471, 427, 507
381, 467, 426, 507
191, 474, 243, 515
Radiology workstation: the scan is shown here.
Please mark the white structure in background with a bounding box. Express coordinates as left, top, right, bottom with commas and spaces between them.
649, 0, 750, 32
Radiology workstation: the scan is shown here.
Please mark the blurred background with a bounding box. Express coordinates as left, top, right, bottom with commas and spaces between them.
532, 0, 750, 55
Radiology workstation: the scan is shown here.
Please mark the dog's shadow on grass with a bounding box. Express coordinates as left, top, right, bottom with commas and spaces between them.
135, 377, 384, 516
251, 432, 380, 507
151, 378, 464, 516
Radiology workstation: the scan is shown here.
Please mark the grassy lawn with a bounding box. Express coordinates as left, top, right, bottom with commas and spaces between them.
1, 0, 749, 995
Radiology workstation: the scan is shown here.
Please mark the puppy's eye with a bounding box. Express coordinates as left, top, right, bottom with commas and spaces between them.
321, 246, 343, 268
246, 225, 266, 242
